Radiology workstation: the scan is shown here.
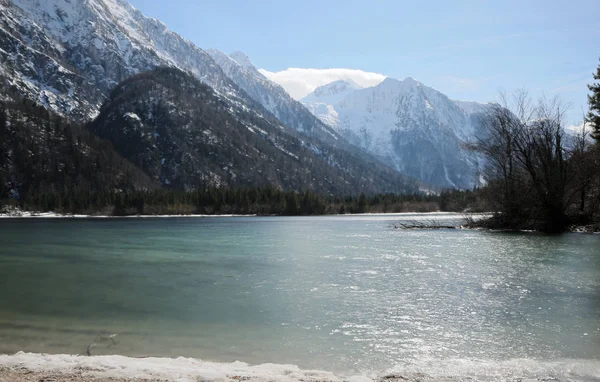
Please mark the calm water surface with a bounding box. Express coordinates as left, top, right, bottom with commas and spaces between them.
0, 214, 598, 377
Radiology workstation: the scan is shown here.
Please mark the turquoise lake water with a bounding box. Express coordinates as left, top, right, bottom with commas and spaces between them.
0, 214, 598, 378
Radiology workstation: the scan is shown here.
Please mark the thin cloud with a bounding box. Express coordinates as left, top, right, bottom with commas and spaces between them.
258, 68, 386, 100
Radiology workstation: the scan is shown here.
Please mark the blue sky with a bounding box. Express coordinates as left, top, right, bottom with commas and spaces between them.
128, 0, 599, 124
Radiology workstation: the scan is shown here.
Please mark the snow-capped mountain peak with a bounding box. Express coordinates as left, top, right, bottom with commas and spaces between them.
0, 0, 417, 194
316, 79, 362, 95
314, 79, 362, 95
0, 0, 492, 189
206, 48, 268, 82
377, 76, 425, 93
301, 75, 491, 188
229, 51, 255, 70
301, 79, 362, 106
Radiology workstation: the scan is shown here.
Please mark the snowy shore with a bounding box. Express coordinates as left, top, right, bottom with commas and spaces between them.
0, 206, 257, 219
0, 206, 482, 219
1, 352, 599, 382
0, 352, 369, 382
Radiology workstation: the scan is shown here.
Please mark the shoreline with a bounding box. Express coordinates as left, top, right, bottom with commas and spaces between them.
1, 352, 599, 382
0, 352, 370, 382
0, 212, 260, 219
0, 209, 481, 219
2, 209, 596, 233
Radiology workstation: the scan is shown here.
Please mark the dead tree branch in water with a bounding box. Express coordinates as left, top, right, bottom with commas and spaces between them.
393, 218, 464, 229
86, 333, 119, 356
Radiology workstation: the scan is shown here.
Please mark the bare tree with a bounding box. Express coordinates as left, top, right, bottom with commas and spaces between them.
469, 91, 577, 232
468, 91, 534, 228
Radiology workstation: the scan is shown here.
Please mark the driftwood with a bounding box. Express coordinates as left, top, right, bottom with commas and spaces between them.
392, 217, 469, 230
86, 333, 119, 356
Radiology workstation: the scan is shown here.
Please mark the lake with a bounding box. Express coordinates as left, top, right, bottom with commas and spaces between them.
0, 214, 599, 380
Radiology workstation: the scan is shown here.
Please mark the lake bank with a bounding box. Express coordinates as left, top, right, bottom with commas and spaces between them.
1, 352, 599, 382
0, 352, 367, 382
0, 206, 482, 220
3, 207, 597, 233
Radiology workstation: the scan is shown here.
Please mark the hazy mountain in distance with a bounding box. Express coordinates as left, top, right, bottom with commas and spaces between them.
301, 77, 491, 188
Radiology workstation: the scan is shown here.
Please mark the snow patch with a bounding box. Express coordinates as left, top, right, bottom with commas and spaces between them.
0, 352, 368, 382
123, 112, 141, 122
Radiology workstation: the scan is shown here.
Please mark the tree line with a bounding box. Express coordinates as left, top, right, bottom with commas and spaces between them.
4, 186, 446, 216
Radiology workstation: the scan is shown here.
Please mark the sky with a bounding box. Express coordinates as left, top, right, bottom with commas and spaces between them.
128, 0, 599, 125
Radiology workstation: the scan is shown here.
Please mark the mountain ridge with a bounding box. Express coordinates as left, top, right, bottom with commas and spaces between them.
301, 76, 491, 188
0, 0, 251, 120
206, 49, 340, 141
89, 66, 417, 194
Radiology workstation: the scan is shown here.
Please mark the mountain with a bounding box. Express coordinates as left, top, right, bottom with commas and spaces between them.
90, 67, 417, 194
206, 49, 339, 140
302, 77, 491, 188
0, 0, 340, 140
0, 67, 417, 210
0, 0, 248, 120
0, 0, 424, 196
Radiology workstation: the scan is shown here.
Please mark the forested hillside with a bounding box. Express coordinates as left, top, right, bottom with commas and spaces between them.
0, 99, 156, 212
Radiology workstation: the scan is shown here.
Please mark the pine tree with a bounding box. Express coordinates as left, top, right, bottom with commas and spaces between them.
357, 192, 367, 213
587, 59, 600, 141
285, 192, 300, 215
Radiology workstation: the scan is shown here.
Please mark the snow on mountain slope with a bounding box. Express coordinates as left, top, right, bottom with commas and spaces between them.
0, 0, 424, 193
302, 79, 363, 128
302, 79, 363, 105
0, 0, 244, 119
229, 51, 260, 72
302, 77, 492, 188
0, 0, 341, 139
0, 0, 487, 189
207, 49, 339, 140
453, 100, 491, 116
